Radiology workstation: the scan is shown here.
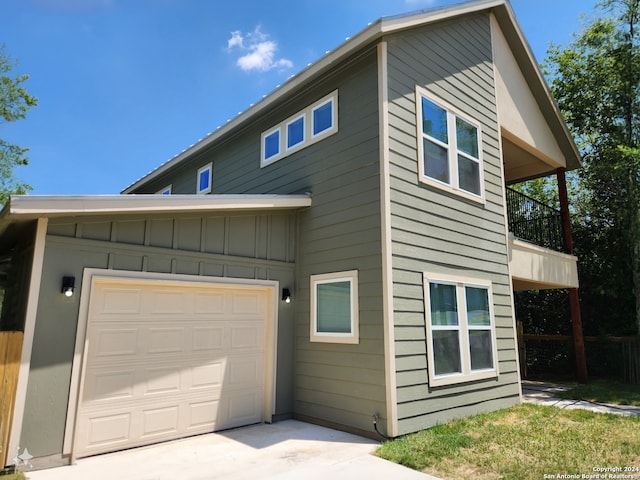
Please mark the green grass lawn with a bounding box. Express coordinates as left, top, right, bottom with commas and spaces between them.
556, 380, 640, 406
376, 403, 640, 480
0, 472, 26, 480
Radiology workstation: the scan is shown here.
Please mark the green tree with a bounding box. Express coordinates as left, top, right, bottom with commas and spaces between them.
545, 0, 640, 335
0, 45, 37, 204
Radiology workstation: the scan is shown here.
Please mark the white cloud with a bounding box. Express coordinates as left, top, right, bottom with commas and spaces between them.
227, 26, 293, 73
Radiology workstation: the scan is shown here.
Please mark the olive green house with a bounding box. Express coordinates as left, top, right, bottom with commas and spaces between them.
0, 0, 581, 468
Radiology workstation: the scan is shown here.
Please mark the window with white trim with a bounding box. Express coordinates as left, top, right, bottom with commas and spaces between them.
157, 185, 172, 195
286, 115, 305, 150
310, 270, 358, 344
261, 90, 338, 167
423, 273, 497, 386
417, 88, 484, 201
197, 163, 212, 194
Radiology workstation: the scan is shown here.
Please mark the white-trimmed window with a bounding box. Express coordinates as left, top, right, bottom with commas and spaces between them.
423, 273, 498, 386
286, 115, 305, 150
417, 88, 484, 201
261, 90, 338, 167
310, 270, 358, 344
197, 163, 212, 194
157, 185, 172, 195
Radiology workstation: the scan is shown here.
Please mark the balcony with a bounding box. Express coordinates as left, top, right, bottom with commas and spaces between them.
505, 187, 563, 252
505, 187, 578, 291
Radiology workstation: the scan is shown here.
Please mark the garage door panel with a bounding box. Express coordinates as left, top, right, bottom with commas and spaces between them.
144, 366, 181, 395
76, 280, 270, 457
187, 399, 220, 430
140, 405, 180, 438
192, 326, 224, 351
84, 369, 135, 403
231, 292, 263, 314
146, 327, 184, 354
92, 328, 138, 358
150, 291, 187, 314
78, 410, 132, 452
190, 361, 225, 389
227, 390, 261, 426
228, 356, 261, 386
195, 292, 226, 314
99, 288, 142, 315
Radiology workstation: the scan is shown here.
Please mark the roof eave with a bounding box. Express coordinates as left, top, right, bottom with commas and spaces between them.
3, 194, 312, 219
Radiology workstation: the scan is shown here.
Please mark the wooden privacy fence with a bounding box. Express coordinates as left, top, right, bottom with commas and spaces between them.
0, 331, 23, 468
518, 330, 640, 384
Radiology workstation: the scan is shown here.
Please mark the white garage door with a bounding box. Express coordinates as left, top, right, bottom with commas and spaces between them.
74, 278, 270, 457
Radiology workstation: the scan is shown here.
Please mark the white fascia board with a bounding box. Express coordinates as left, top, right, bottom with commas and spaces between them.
6, 194, 312, 217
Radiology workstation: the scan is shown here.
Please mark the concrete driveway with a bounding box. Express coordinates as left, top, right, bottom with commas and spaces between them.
25, 420, 438, 480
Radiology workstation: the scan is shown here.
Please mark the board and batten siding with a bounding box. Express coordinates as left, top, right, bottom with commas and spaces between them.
20, 211, 296, 459
385, 13, 520, 435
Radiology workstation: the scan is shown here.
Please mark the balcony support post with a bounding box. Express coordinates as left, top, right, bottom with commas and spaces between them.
557, 167, 588, 383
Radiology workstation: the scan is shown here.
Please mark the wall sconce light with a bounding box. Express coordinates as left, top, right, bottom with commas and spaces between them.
62, 276, 75, 297
282, 288, 291, 304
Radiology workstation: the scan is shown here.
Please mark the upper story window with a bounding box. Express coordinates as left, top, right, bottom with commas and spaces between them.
157, 185, 172, 195
261, 90, 338, 167
417, 88, 484, 202
197, 163, 212, 194
423, 272, 498, 387
287, 115, 305, 149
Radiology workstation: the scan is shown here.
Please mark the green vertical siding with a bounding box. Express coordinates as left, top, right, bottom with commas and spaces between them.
385, 14, 520, 435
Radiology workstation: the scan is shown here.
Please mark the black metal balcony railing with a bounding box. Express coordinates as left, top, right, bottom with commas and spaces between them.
505, 187, 564, 252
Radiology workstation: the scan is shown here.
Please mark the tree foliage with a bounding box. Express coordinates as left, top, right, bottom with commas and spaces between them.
0, 44, 37, 204
543, 0, 640, 335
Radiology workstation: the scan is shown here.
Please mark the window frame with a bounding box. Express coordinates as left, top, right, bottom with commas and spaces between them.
157, 185, 172, 195
196, 163, 212, 194
416, 87, 485, 203
260, 90, 338, 168
423, 272, 498, 387
310, 270, 359, 344
286, 114, 305, 151
261, 127, 282, 164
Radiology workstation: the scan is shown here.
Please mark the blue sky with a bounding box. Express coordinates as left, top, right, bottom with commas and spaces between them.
2, 0, 598, 195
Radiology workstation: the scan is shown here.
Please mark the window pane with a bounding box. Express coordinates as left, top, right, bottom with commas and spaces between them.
264, 130, 280, 159
421, 97, 448, 143
429, 283, 458, 326
199, 169, 210, 192
458, 155, 481, 195
469, 330, 494, 370
465, 287, 490, 326
287, 117, 304, 148
313, 101, 333, 135
432, 330, 462, 375
455, 117, 478, 157
424, 139, 450, 184
317, 281, 351, 333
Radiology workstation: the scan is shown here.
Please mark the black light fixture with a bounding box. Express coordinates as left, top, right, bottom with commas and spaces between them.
282, 288, 291, 303
62, 276, 75, 297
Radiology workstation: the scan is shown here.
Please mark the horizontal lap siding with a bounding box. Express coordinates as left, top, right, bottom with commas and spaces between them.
291, 54, 386, 434
385, 14, 520, 435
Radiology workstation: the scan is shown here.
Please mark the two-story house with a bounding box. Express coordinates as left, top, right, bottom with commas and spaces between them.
0, 0, 581, 469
